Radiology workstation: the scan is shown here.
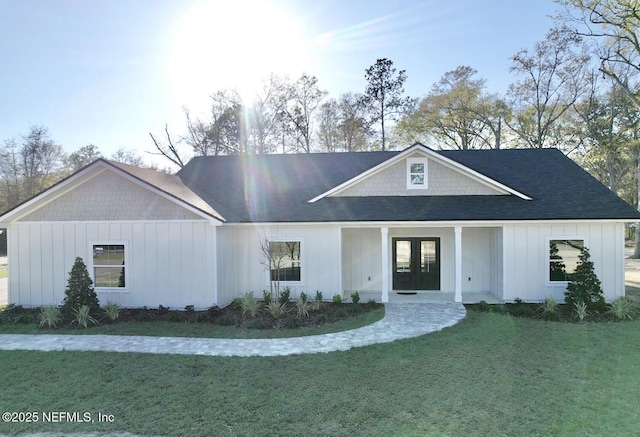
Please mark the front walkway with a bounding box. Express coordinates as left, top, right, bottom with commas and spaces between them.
0, 303, 466, 357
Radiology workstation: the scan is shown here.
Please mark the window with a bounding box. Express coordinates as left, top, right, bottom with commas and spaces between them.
92, 244, 126, 288
269, 241, 301, 282
407, 158, 427, 189
549, 239, 584, 282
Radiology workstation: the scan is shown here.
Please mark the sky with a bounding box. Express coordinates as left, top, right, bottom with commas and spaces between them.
0, 0, 562, 166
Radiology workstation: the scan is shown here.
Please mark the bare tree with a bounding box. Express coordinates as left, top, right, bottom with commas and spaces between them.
149, 124, 187, 168
19, 126, 65, 198
338, 92, 371, 152
278, 74, 327, 153
317, 99, 342, 152
506, 26, 591, 149
396, 66, 505, 150
111, 148, 146, 167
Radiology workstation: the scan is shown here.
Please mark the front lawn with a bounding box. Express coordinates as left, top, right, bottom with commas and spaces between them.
1, 311, 639, 436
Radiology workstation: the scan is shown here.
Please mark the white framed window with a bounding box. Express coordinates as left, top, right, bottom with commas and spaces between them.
91, 242, 128, 290
407, 157, 428, 189
547, 237, 585, 283
268, 240, 302, 283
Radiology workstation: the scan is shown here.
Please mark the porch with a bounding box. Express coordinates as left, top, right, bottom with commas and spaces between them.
356, 291, 503, 304
341, 225, 504, 303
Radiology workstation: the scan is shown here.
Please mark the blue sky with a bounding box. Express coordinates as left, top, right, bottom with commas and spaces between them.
0, 0, 561, 163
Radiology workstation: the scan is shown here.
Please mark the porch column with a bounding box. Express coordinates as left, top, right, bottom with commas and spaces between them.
454, 226, 462, 303
381, 227, 389, 303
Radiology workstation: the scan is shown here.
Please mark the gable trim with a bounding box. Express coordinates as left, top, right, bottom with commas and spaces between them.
308, 144, 532, 202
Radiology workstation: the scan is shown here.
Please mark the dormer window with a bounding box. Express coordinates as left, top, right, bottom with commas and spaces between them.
407, 157, 428, 189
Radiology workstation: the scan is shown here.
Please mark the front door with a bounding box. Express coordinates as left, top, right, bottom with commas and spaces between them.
392, 238, 440, 290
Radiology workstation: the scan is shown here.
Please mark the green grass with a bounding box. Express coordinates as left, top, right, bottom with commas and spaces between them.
1, 311, 639, 436
0, 308, 385, 338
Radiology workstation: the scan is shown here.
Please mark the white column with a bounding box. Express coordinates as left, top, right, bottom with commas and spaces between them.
381, 227, 389, 303
454, 226, 462, 303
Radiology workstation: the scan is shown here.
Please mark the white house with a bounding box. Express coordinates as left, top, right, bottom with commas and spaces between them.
1, 144, 638, 308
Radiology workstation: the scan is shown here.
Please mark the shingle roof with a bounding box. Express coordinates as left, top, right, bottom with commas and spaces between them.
176, 148, 640, 223
105, 160, 224, 221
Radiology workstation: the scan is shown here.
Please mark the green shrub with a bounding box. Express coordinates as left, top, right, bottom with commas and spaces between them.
39, 306, 61, 328
312, 291, 324, 311
266, 300, 286, 319
332, 294, 343, 305
103, 301, 120, 321
539, 297, 560, 321
351, 291, 360, 304
573, 301, 588, 322
262, 290, 272, 305
315, 313, 327, 324
608, 297, 637, 321
62, 257, 99, 319
72, 305, 98, 328
334, 307, 350, 318
565, 248, 606, 312
240, 292, 261, 318
283, 316, 299, 329
296, 296, 312, 319
475, 300, 491, 312
279, 287, 291, 305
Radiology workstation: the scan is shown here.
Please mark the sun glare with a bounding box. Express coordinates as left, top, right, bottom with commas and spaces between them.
169, 0, 310, 114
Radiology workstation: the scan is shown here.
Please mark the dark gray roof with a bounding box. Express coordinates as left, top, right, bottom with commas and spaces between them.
176, 148, 640, 223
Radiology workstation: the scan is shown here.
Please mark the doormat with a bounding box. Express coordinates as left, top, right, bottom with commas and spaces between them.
396, 292, 418, 295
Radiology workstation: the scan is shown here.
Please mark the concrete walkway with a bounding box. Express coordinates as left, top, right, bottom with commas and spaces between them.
0, 303, 466, 357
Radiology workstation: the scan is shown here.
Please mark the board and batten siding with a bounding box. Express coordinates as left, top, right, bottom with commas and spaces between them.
502, 222, 625, 302
7, 221, 217, 308
216, 225, 341, 306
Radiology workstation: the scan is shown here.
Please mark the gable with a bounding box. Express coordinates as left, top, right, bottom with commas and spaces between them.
332, 153, 506, 197
19, 170, 203, 222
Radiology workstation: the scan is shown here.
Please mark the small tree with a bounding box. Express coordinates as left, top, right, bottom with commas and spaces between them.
565, 247, 606, 312
62, 257, 99, 317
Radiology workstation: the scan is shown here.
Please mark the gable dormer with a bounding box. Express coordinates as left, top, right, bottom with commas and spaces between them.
309, 144, 531, 202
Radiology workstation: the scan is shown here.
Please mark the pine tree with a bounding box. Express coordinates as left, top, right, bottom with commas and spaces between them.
62, 257, 99, 317
565, 248, 606, 312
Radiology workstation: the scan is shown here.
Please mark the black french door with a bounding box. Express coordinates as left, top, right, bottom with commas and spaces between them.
392, 238, 440, 290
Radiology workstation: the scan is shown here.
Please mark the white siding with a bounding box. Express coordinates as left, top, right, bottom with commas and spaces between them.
216, 225, 341, 306
7, 221, 217, 309
341, 228, 382, 293
502, 222, 625, 302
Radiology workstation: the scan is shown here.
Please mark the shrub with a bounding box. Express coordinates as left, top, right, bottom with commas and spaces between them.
72, 305, 98, 328
312, 291, 324, 311
184, 305, 195, 322
262, 290, 272, 305
103, 301, 120, 321
247, 318, 265, 329
296, 296, 312, 319
573, 301, 588, 322
279, 287, 291, 305
62, 257, 99, 319
565, 248, 606, 312
315, 313, 327, 324
240, 292, 261, 318
158, 305, 170, 315
351, 291, 360, 304
332, 294, 343, 305
608, 297, 637, 321
39, 306, 61, 328
539, 297, 560, 321
475, 300, 491, 312
207, 304, 222, 318
266, 300, 286, 318
283, 316, 299, 329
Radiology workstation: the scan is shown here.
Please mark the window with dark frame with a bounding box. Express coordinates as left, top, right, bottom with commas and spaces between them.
269, 241, 301, 282
549, 239, 584, 282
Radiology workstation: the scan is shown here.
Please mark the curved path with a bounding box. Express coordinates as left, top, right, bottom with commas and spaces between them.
0, 303, 466, 357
